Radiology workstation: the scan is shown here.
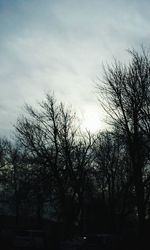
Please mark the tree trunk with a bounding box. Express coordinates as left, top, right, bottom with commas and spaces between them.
134, 166, 145, 236
131, 139, 145, 237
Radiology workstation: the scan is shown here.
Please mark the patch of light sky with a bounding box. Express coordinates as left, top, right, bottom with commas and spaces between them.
0, 0, 150, 136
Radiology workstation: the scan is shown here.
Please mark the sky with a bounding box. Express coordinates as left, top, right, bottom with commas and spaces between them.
0, 0, 150, 137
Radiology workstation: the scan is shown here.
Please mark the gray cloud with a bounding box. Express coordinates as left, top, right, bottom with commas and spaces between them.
0, 0, 150, 136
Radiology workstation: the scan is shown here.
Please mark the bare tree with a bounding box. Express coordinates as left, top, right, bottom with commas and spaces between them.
15, 94, 93, 236
93, 131, 134, 231
0, 138, 9, 170
97, 49, 150, 235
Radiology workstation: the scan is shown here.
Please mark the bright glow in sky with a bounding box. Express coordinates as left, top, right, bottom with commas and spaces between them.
80, 110, 101, 133
0, 0, 150, 136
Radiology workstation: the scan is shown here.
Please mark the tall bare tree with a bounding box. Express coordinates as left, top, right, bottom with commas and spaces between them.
15, 94, 93, 236
97, 49, 150, 235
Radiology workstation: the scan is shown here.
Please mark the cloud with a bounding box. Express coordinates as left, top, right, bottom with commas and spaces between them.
0, 0, 150, 136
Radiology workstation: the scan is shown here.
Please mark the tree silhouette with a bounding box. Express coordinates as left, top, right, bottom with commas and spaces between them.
97, 48, 150, 237
93, 131, 135, 232
15, 94, 94, 236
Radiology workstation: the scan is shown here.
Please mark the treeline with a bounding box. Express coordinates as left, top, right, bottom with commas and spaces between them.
1, 49, 150, 240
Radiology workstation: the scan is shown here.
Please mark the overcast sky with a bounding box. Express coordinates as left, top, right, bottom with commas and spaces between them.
0, 0, 150, 137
